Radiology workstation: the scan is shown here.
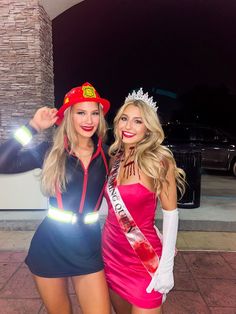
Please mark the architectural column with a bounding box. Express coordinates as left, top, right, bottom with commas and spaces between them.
0, 0, 53, 210
0, 0, 54, 141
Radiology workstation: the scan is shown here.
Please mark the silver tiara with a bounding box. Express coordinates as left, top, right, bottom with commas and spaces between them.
125, 88, 158, 112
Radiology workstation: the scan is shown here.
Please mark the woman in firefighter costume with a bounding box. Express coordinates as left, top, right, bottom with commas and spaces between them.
102, 88, 185, 314
0, 82, 111, 314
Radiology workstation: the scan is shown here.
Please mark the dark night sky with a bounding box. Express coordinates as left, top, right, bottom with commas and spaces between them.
52, 0, 236, 130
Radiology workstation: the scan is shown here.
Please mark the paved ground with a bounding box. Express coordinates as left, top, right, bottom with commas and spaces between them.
0, 250, 235, 314
0, 231, 236, 314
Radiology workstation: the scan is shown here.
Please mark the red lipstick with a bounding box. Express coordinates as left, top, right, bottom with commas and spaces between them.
122, 131, 135, 138
81, 126, 94, 132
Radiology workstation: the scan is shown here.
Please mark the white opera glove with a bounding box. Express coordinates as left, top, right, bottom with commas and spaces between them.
146, 208, 179, 294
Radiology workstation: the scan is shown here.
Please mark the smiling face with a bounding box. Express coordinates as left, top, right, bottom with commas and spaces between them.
117, 104, 148, 146
71, 101, 100, 139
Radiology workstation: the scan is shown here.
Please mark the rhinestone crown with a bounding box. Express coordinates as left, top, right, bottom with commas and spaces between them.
125, 88, 158, 112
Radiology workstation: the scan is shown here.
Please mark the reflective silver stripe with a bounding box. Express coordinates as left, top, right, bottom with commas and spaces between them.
84, 212, 99, 224
47, 206, 99, 224
14, 126, 33, 146
48, 206, 77, 224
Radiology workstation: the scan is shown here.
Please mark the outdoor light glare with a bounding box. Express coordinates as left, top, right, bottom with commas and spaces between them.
14, 126, 32, 146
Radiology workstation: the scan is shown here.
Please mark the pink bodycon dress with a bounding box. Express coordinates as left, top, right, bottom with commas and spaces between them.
102, 183, 163, 309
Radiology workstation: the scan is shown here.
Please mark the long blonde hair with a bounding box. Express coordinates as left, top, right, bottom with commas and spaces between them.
109, 100, 185, 197
41, 104, 107, 196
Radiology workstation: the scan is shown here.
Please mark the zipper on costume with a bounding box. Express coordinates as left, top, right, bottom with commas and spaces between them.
78, 161, 88, 214
77, 140, 102, 214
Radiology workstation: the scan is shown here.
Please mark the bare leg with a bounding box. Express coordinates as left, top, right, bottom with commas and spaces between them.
109, 288, 162, 314
33, 275, 72, 314
109, 288, 132, 314
132, 305, 162, 314
72, 270, 111, 314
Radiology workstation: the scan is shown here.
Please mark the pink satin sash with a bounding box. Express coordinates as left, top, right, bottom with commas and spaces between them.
107, 152, 159, 276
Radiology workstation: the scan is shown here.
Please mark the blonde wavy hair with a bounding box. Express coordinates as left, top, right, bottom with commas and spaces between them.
41, 104, 107, 196
109, 100, 185, 197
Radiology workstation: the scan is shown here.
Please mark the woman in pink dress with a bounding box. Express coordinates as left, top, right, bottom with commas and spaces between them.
102, 88, 185, 314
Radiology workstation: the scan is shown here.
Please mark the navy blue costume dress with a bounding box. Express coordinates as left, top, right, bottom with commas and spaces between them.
0, 125, 109, 277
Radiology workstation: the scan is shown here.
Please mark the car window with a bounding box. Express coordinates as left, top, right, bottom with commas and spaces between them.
195, 128, 216, 141
163, 124, 232, 143
214, 130, 229, 142
164, 125, 192, 141
195, 127, 228, 142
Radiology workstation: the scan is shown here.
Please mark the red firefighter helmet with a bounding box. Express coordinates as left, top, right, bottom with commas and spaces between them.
56, 82, 110, 125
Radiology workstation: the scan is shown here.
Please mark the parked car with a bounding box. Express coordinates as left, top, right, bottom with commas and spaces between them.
163, 124, 236, 177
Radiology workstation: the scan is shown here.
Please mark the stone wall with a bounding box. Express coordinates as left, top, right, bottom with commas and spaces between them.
0, 0, 54, 142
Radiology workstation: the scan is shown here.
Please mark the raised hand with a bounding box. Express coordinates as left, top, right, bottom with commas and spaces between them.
29, 107, 58, 132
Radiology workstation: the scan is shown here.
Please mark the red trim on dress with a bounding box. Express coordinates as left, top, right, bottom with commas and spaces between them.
56, 136, 107, 214
78, 137, 102, 213
92, 145, 109, 212
78, 162, 87, 213
93, 182, 106, 212
100, 146, 109, 174
56, 186, 63, 209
